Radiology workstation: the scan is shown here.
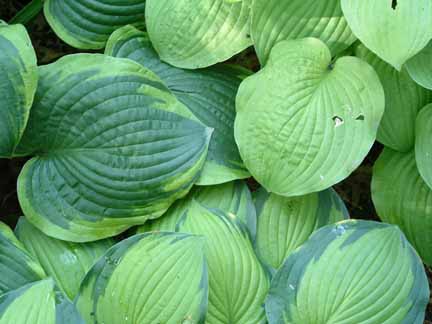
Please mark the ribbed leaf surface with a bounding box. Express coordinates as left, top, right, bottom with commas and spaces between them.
17, 54, 211, 242
415, 104, 432, 189
372, 148, 432, 266
341, 0, 432, 70
255, 188, 348, 272
0, 23, 37, 157
105, 26, 250, 184
266, 220, 429, 324
251, 0, 356, 65
0, 222, 46, 295
235, 38, 384, 196
178, 202, 269, 324
145, 0, 252, 68
356, 44, 432, 152
138, 181, 256, 239
15, 218, 114, 300
406, 41, 432, 90
76, 233, 207, 324
44, 0, 146, 49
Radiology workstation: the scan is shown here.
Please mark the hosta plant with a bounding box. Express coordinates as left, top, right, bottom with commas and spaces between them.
1, 1, 432, 323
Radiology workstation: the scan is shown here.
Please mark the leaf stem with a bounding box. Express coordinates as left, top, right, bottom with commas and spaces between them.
9, 0, 44, 25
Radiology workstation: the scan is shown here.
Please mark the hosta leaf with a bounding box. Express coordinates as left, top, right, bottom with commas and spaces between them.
406, 41, 432, 90
138, 180, 256, 238
76, 232, 207, 324
43, 0, 146, 49
0, 23, 37, 158
372, 148, 432, 266
0, 279, 83, 324
235, 38, 384, 197
105, 25, 250, 185
145, 0, 252, 69
15, 218, 114, 300
0, 221, 46, 295
416, 104, 432, 188
16, 54, 211, 242
266, 220, 429, 324
341, 0, 432, 70
251, 0, 356, 65
255, 188, 348, 272
177, 201, 269, 324
355, 44, 432, 152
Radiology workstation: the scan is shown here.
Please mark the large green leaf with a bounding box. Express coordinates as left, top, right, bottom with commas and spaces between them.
0, 221, 46, 295
255, 188, 348, 272
0, 279, 83, 324
406, 41, 432, 90
105, 25, 250, 185
355, 44, 432, 152
43, 0, 146, 49
372, 148, 432, 266
177, 201, 269, 324
266, 220, 429, 324
76, 232, 207, 324
0, 23, 37, 158
251, 0, 356, 65
145, 0, 252, 69
15, 218, 114, 300
341, 0, 432, 70
138, 180, 256, 239
16, 54, 211, 242
416, 104, 432, 189
235, 38, 384, 197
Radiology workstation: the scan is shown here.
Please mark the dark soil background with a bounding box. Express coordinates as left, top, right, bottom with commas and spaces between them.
1, 1, 431, 322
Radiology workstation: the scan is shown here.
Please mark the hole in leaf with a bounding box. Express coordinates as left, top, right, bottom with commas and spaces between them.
332, 116, 344, 127
391, 0, 397, 10
355, 114, 365, 121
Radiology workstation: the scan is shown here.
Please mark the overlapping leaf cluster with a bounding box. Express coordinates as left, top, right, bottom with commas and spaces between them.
0, 0, 431, 323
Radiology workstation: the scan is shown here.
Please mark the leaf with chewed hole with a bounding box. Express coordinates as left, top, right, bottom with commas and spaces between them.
76, 232, 208, 324
356, 44, 432, 152
266, 220, 429, 324
341, 0, 432, 70
16, 54, 211, 242
235, 38, 384, 196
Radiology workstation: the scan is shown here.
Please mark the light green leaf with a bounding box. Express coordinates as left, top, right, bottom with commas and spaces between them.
251, 0, 356, 65
145, 0, 252, 69
372, 148, 432, 266
43, 0, 146, 49
266, 220, 429, 324
0, 23, 37, 158
0, 279, 83, 324
138, 180, 256, 239
416, 104, 432, 189
355, 44, 432, 152
255, 188, 348, 272
341, 0, 432, 70
16, 54, 211, 242
235, 38, 384, 197
15, 218, 115, 300
0, 221, 46, 295
76, 232, 207, 324
406, 41, 432, 90
105, 25, 250, 185
178, 201, 269, 324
